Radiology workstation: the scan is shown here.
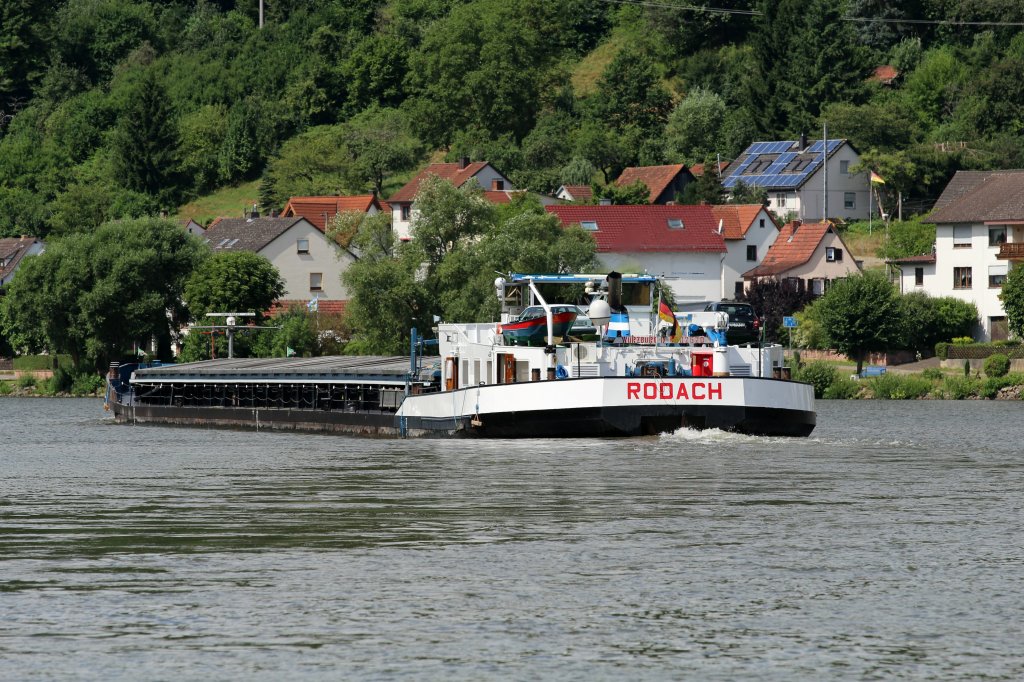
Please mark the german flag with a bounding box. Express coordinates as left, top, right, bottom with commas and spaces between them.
658, 297, 682, 343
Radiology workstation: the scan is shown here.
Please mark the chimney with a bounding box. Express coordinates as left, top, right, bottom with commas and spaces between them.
459, 156, 470, 170
799, 132, 808, 150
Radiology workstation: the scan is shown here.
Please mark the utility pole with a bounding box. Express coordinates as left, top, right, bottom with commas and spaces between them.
259, 0, 264, 28
822, 122, 828, 221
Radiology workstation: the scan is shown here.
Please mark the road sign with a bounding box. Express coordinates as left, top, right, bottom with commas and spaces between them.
783, 316, 798, 328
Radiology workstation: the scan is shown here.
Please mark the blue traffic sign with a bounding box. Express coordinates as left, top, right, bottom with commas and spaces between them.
783, 316, 798, 328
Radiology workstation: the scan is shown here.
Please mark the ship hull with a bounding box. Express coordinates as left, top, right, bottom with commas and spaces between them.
110, 376, 815, 439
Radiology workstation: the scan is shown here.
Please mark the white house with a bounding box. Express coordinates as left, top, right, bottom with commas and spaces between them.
915, 170, 1024, 341
722, 137, 872, 222
389, 159, 514, 241
545, 204, 728, 307
202, 216, 353, 303
710, 205, 780, 299
888, 253, 938, 296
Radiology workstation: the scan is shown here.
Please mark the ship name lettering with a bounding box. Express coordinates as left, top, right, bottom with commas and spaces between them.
626, 381, 723, 401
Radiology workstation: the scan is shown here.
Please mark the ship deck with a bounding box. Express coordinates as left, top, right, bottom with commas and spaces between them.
130, 356, 437, 385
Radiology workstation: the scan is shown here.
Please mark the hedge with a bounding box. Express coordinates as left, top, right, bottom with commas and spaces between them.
936, 342, 1024, 360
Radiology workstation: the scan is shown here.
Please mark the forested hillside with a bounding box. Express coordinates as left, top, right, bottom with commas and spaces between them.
3, 0, 1024, 239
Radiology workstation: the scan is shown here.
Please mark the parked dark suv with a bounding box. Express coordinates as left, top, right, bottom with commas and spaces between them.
703, 301, 759, 345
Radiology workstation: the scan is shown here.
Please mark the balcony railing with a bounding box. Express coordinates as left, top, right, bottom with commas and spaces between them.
996, 242, 1024, 260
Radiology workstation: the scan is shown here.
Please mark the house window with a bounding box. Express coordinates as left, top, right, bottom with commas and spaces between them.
811, 279, 825, 296
580, 220, 598, 231
953, 225, 971, 248
826, 247, 843, 262
954, 266, 972, 289
989, 226, 1007, 246
759, 218, 765, 228
989, 264, 1008, 288
843, 192, 856, 209
296, 239, 309, 254
915, 267, 924, 286
400, 204, 411, 221
493, 180, 504, 191
310, 273, 323, 291
840, 160, 850, 174
667, 218, 684, 229
734, 281, 744, 297
746, 245, 757, 261
775, 193, 787, 208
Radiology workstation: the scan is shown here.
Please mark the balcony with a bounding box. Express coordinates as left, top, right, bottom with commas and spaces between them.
996, 242, 1024, 260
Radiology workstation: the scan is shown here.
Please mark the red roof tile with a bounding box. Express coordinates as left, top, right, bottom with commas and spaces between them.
281, 195, 382, 232
743, 221, 832, 276
615, 164, 689, 203
710, 205, 774, 240
558, 185, 593, 201
871, 65, 899, 83
545, 205, 725, 253
689, 161, 731, 177
388, 162, 492, 203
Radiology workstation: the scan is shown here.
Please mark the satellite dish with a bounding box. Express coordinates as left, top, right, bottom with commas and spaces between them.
588, 299, 611, 328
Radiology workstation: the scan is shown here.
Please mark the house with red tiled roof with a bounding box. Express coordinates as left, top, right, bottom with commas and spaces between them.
389, 159, 513, 240
0, 236, 45, 288
614, 164, 695, 204
710, 205, 780, 298
545, 204, 727, 306
871, 65, 899, 86
743, 220, 861, 295
281, 194, 385, 233
554, 185, 594, 203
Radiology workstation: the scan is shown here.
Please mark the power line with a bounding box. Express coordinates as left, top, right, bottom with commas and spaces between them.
592, 0, 1024, 27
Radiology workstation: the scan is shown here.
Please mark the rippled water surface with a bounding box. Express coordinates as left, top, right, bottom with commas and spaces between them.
2, 397, 1024, 680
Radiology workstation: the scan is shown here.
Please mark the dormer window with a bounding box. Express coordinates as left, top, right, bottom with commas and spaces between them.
667, 218, 684, 229
580, 221, 598, 231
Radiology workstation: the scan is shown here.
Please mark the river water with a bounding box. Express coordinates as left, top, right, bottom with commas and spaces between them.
2, 397, 1023, 680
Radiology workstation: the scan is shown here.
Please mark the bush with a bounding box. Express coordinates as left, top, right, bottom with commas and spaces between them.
50, 366, 74, 393
795, 360, 839, 399
17, 374, 37, 389
953, 337, 974, 345
964, 359, 971, 377
823, 373, 861, 399
868, 373, 933, 399
984, 353, 1010, 378
979, 376, 1011, 399
922, 367, 944, 381
935, 342, 949, 359
12, 355, 73, 371
71, 373, 105, 396
943, 375, 979, 399
0, 381, 12, 395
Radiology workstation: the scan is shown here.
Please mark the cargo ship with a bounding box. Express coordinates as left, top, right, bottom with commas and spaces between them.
106, 273, 815, 438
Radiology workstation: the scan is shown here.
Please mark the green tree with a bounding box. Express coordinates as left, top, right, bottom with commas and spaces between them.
184, 251, 285, 325
339, 107, 423, 195
899, 292, 977, 353
595, 181, 650, 205
999, 264, 1024, 339
0, 218, 207, 371
816, 270, 903, 375
876, 218, 935, 259
728, 179, 768, 206
665, 88, 728, 164
681, 160, 726, 204
591, 47, 672, 135
111, 71, 181, 204
0, 0, 50, 115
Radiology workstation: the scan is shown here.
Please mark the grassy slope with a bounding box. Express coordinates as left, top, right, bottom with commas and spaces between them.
176, 180, 261, 225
